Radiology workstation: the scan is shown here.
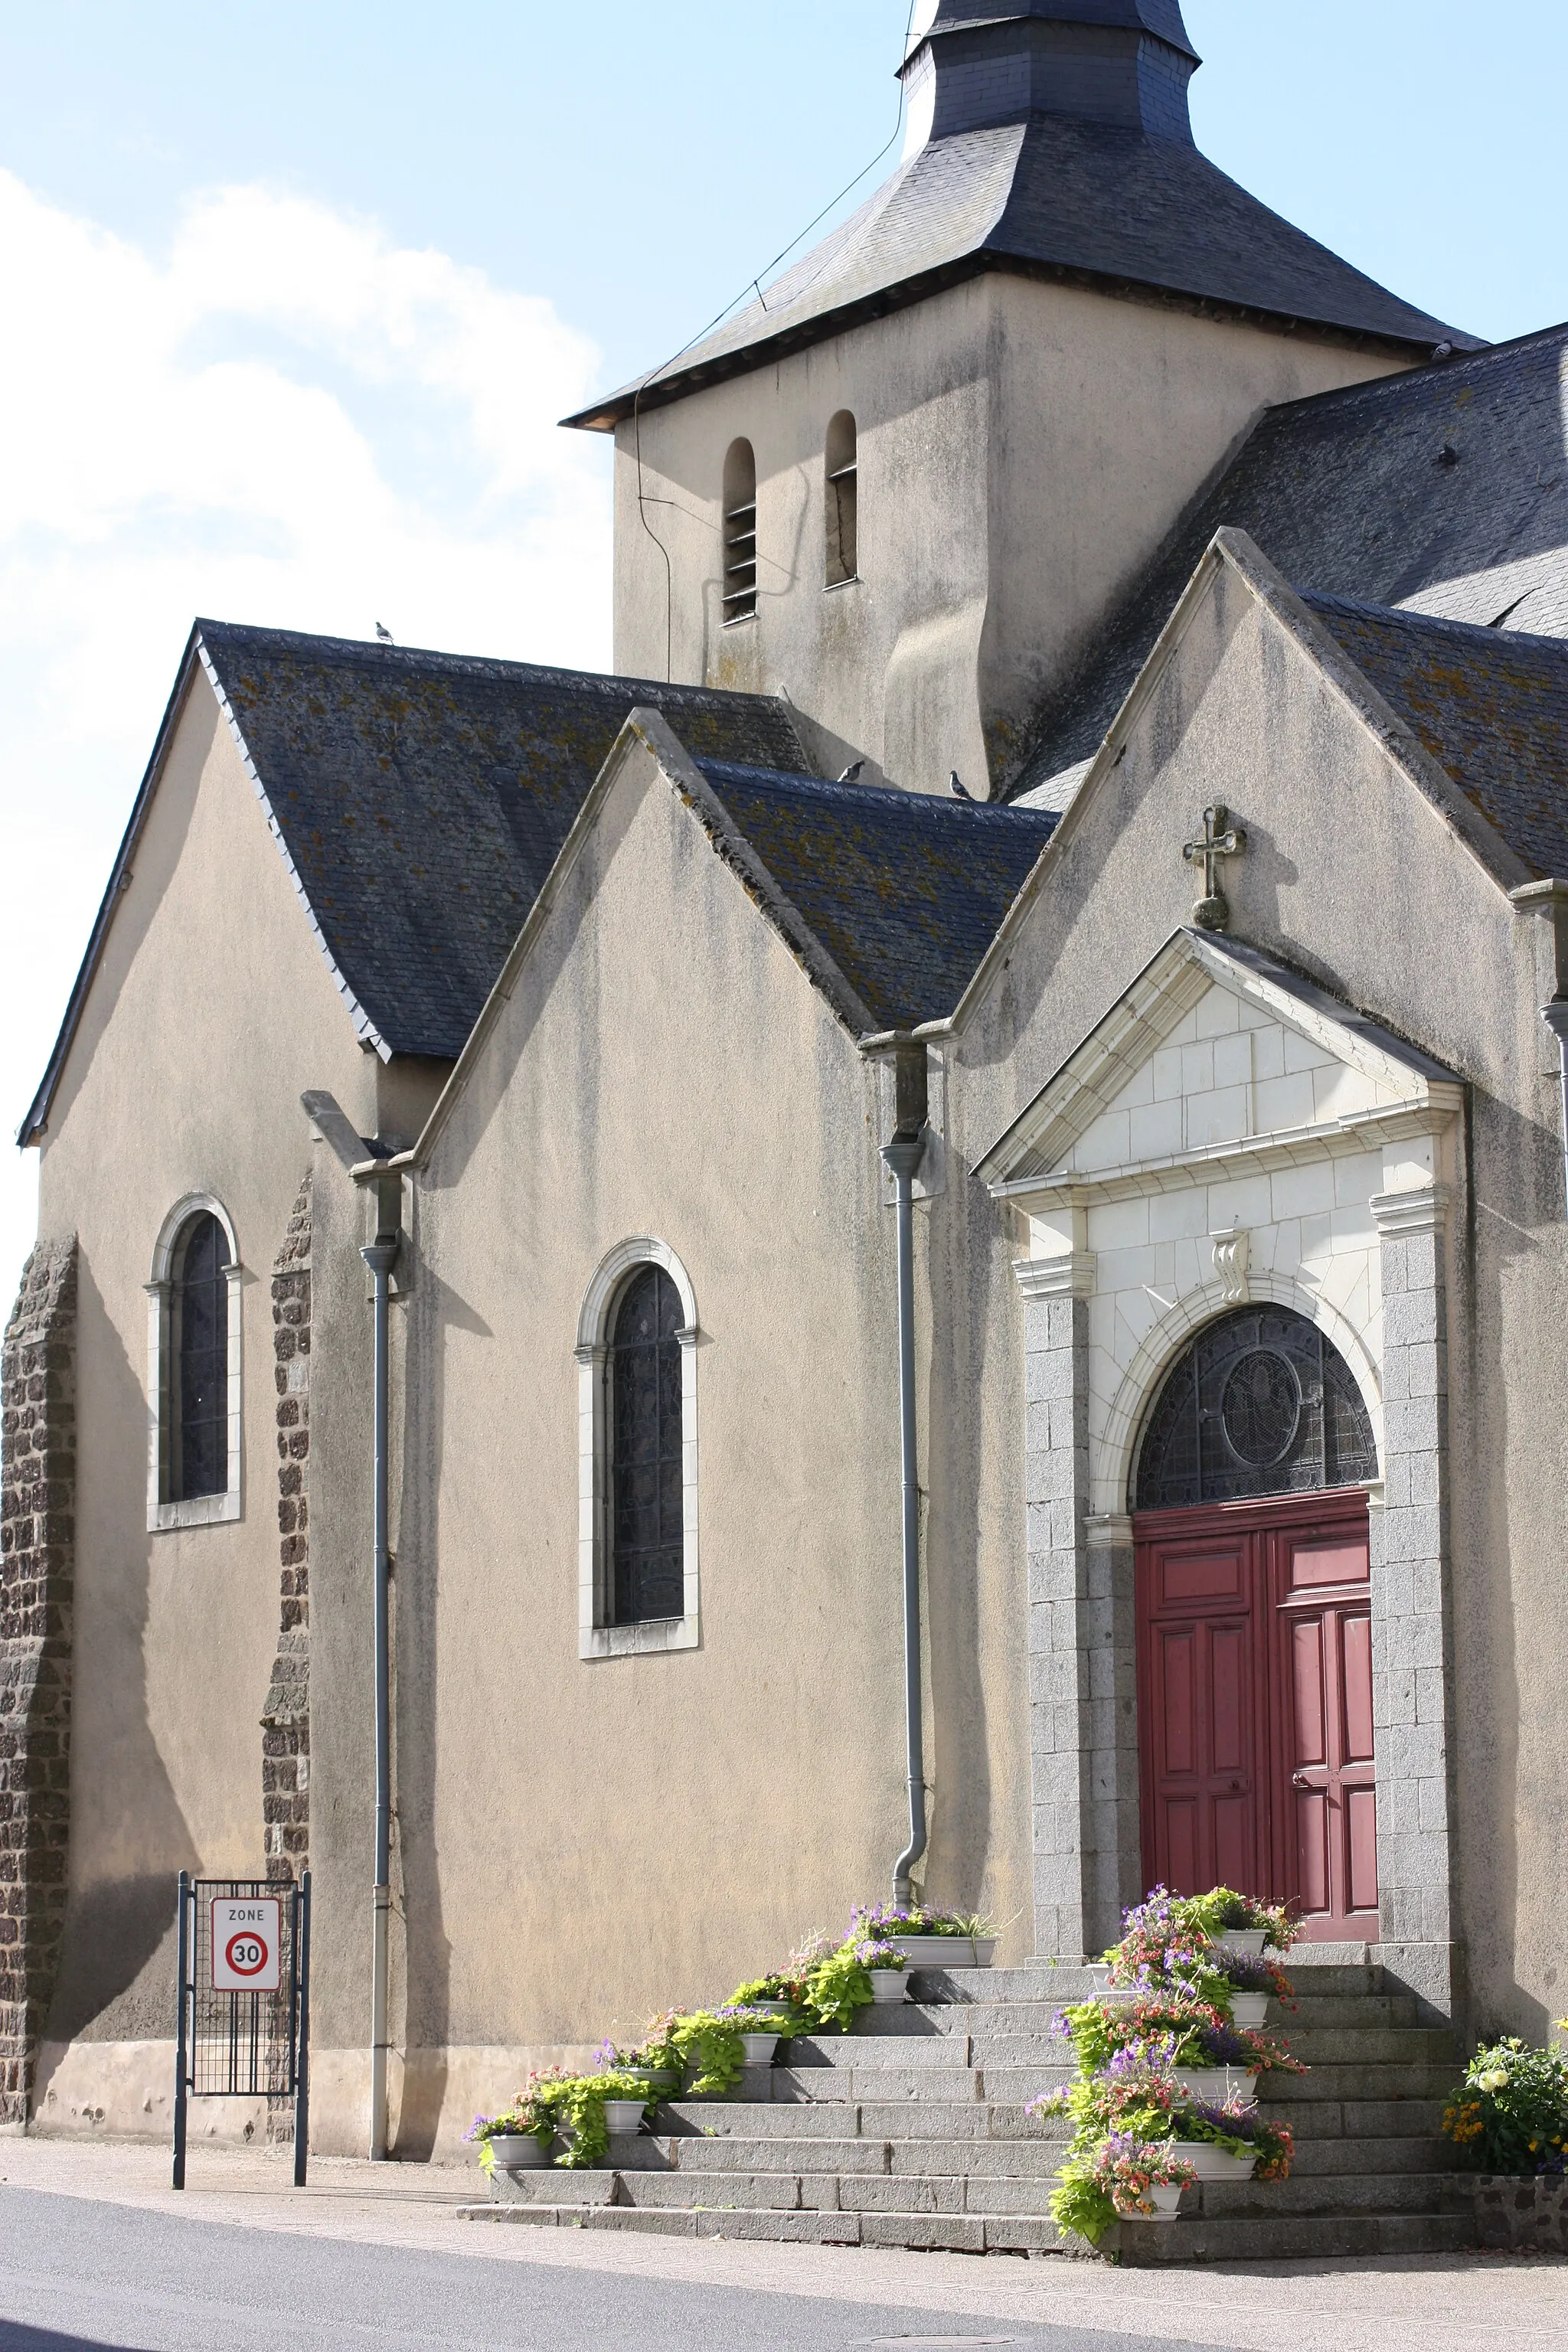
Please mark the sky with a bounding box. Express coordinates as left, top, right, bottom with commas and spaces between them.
2, 0, 1566, 1305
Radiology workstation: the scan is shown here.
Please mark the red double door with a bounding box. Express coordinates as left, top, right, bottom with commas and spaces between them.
1134, 1491, 1378, 1940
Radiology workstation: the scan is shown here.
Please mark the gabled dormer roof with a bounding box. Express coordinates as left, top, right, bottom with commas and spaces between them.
566, 6, 1469, 433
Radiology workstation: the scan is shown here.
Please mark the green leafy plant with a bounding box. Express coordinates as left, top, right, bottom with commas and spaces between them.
668, 2011, 748, 2097
798, 1944, 874, 2030
1183, 1886, 1299, 1952
1442, 2034, 1568, 2175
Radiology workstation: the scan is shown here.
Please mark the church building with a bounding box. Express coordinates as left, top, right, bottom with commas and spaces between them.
5, 0, 1566, 2181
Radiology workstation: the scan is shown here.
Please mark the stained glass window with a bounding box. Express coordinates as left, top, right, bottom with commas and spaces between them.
1133, 1305, 1377, 1512
607, 1265, 684, 1623
172, 1212, 230, 1501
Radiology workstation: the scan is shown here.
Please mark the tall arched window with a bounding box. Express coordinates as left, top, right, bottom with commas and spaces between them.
607, 1266, 684, 1624
825, 410, 858, 586
172, 1213, 230, 1500
146, 1195, 243, 1530
722, 438, 758, 622
1134, 1305, 1377, 1513
575, 1237, 700, 1658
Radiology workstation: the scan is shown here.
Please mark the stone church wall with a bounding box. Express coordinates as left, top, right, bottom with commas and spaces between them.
0, 1236, 77, 2123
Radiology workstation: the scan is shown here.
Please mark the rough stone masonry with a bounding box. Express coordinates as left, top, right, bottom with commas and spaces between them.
0, 1235, 77, 2124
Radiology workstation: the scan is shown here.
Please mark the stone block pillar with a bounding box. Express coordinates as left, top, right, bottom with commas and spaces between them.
1020, 1258, 1141, 1959
0, 1236, 77, 2124
262, 1176, 311, 1885
1370, 1187, 1458, 2007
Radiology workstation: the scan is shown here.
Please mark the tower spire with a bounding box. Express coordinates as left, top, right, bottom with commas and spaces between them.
901, 1, 1200, 155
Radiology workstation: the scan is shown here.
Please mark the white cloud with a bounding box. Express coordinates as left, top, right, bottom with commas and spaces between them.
0, 168, 613, 1303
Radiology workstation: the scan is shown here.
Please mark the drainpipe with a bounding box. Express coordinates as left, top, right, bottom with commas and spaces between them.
361, 1178, 401, 2162
1541, 1001, 1568, 1215
880, 1044, 928, 1907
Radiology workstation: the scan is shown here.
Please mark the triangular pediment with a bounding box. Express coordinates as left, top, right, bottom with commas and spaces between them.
978, 928, 1462, 1195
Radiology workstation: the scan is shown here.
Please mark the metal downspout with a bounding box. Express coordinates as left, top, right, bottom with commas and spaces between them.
361, 1192, 400, 2162
1541, 1001, 1568, 1214
881, 1047, 928, 1907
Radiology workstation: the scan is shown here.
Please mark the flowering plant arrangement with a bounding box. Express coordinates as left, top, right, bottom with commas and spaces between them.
1048, 2130, 1196, 2242
1184, 1885, 1300, 1952
1101, 1886, 1298, 2004
1442, 2034, 1568, 2175
850, 1902, 991, 1942
855, 1942, 908, 1972
1054, 1992, 1304, 2079
714, 2002, 805, 2038
1033, 2052, 1295, 2180
465, 2063, 658, 2173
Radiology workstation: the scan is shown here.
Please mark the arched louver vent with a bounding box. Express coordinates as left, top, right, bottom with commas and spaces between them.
722, 438, 758, 622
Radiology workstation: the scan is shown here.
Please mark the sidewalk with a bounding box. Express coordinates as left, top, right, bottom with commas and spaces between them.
1, 2133, 1563, 2352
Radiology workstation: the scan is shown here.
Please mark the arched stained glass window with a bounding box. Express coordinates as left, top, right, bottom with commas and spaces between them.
607, 1265, 685, 1623
1134, 1305, 1377, 1513
172, 1210, 230, 1501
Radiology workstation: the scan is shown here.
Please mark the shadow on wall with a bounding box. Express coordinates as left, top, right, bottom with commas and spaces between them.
384, 1266, 472, 2158
46, 1258, 197, 2049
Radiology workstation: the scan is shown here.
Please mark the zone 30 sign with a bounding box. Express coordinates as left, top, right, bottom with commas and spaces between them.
211, 1897, 282, 1992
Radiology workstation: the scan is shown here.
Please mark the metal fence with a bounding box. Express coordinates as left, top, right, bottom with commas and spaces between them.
173, 1871, 312, 2188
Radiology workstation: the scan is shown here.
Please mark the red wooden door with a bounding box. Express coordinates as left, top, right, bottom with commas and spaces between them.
1272, 1521, 1378, 1939
1136, 1524, 1266, 1903
1135, 1494, 1377, 1938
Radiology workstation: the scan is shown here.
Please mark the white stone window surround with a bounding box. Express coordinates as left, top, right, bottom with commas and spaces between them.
145, 1194, 243, 1532
575, 1237, 700, 1661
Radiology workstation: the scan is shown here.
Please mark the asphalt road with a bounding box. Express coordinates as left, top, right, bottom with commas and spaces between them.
0, 2187, 1231, 2352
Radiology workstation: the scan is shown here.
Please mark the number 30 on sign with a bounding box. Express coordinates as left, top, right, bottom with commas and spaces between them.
211, 1898, 282, 1991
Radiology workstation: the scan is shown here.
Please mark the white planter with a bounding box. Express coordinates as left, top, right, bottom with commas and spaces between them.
892, 1935, 992, 1968
740, 2033, 779, 2064
1117, 2180, 1184, 2222
1230, 1992, 1269, 2028
1093, 1985, 1139, 2006
751, 2000, 792, 2017
869, 1970, 907, 2004
1174, 2066, 1259, 2107
488, 2134, 547, 2169
1214, 1928, 1269, 1957
1179, 2141, 1257, 2180
603, 2099, 645, 2135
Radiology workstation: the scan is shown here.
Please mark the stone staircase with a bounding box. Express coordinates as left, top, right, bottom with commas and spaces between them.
458, 1957, 1476, 2262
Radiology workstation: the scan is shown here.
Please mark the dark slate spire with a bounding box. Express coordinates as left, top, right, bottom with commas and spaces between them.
901, 0, 1201, 148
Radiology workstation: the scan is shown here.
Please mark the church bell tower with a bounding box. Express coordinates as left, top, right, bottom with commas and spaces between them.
572, 5, 1459, 800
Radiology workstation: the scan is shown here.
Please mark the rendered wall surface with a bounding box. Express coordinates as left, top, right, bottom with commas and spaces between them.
612, 276, 1401, 796
23, 679, 442, 2132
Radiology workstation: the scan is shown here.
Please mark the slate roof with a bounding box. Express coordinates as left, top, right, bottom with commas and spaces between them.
1016, 324, 1568, 794
694, 761, 1058, 1030
567, 117, 1468, 433
19, 627, 817, 1141
1303, 593, 1568, 887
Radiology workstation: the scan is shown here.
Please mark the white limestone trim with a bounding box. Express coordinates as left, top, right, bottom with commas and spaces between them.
1092, 1271, 1385, 1523
145, 1194, 243, 1533
1012, 1253, 1096, 1299
575, 1237, 700, 1661
1370, 1185, 1449, 1237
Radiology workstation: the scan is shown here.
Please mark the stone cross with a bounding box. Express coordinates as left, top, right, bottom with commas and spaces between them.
1183, 803, 1246, 931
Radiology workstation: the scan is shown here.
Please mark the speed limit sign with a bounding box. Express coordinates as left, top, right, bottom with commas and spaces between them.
211, 1896, 282, 1991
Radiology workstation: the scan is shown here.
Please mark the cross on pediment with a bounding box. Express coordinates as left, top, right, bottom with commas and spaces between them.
1183, 803, 1246, 931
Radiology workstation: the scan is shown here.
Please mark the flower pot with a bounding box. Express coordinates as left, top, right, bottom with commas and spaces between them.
1116, 2180, 1184, 2221
487, 2134, 547, 2170
603, 2099, 646, 2135
890, 1935, 990, 1968
1230, 1992, 1269, 2028
751, 2001, 792, 2017
869, 1969, 907, 2004
1179, 2141, 1257, 2180
1174, 2066, 1259, 2107
740, 2034, 779, 2065
627, 2069, 680, 2095
1214, 1928, 1268, 1957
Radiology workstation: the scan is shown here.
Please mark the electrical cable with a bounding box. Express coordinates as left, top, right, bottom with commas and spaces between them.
634, 0, 920, 680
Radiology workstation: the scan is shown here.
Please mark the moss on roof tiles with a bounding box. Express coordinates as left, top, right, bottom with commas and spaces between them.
1305, 592, 1568, 883
198, 622, 813, 1059
694, 762, 1058, 1030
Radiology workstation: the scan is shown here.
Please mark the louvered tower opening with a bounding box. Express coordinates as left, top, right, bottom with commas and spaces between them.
722, 438, 758, 623
825, 410, 859, 586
